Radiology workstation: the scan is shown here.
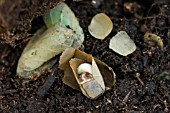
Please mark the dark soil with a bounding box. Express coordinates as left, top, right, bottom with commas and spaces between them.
0, 0, 170, 112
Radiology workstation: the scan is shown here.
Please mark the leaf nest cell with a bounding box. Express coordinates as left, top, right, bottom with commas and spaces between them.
59, 47, 116, 99
17, 2, 84, 80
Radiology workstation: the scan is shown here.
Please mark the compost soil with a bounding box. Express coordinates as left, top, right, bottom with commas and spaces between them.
0, 0, 170, 112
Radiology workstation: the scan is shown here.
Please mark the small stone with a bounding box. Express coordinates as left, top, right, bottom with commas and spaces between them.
91, 0, 103, 8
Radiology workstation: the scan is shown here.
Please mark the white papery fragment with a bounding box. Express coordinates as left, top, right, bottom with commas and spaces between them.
88, 13, 113, 40
109, 31, 136, 56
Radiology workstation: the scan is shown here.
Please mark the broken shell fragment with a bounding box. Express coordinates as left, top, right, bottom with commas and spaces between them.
144, 32, 163, 50
59, 47, 116, 99
88, 13, 113, 40
109, 31, 136, 56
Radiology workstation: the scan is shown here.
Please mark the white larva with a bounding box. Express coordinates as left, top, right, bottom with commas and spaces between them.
77, 63, 92, 74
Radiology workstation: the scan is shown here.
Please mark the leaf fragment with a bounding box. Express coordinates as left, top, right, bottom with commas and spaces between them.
144, 32, 163, 50
88, 13, 113, 40
109, 31, 136, 56
17, 24, 75, 77
43, 2, 84, 48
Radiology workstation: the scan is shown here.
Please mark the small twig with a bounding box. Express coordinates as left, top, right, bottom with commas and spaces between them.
0, 95, 5, 100
0, 89, 17, 95
164, 100, 169, 112
122, 91, 131, 103
153, 104, 161, 110
134, 73, 145, 86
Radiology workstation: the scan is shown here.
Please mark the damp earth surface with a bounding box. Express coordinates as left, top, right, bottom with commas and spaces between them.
0, 0, 170, 112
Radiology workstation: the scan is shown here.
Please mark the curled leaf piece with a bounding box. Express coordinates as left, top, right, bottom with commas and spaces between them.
144, 32, 163, 50
109, 31, 136, 56
17, 25, 75, 79
88, 13, 113, 40
59, 47, 116, 99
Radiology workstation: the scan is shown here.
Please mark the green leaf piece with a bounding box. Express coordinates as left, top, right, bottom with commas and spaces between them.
43, 2, 84, 48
